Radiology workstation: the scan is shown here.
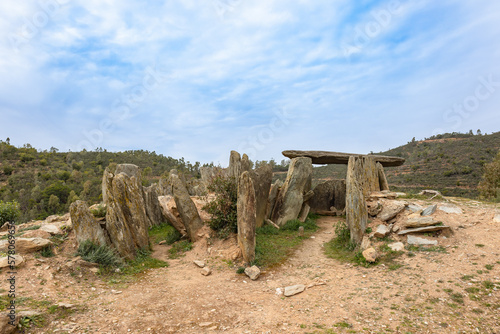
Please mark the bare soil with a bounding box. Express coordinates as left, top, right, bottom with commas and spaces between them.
2, 198, 500, 334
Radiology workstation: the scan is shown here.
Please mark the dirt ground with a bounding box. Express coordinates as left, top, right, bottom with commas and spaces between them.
2, 197, 500, 334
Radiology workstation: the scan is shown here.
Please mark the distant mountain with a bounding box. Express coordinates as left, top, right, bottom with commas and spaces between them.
313, 131, 500, 198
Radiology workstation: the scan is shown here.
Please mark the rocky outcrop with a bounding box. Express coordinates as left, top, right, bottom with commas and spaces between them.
309, 179, 346, 213
249, 165, 273, 228
346, 156, 368, 245
237, 171, 257, 264
171, 174, 204, 241
105, 170, 150, 260
70, 200, 110, 247
271, 157, 313, 226
282, 150, 405, 167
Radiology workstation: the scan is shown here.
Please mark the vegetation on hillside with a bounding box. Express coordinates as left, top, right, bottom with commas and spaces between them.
478, 150, 500, 200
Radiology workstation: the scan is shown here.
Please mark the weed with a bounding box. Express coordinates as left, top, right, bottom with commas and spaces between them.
19, 225, 41, 232
475, 244, 485, 248
77, 240, 122, 267
168, 240, 193, 259
482, 281, 494, 289
236, 267, 245, 274
334, 321, 352, 328
120, 248, 168, 275
90, 204, 107, 218
461, 274, 475, 281
485, 264, 494, 270
149, 223, 181, 245
40, 246, 54, 258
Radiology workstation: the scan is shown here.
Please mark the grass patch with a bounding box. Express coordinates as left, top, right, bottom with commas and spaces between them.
149, 223, 181, 245
475, 244, 485, 248
19, 225, 41, 232
40, 246, 55, 258
168, 240, 193, 259
405, 245, 447, 253
254, 216, 318, 268
120, 248, 168, 275
90, 204, 106, 218
77, 240, 123, 267
485, 264, 494, 270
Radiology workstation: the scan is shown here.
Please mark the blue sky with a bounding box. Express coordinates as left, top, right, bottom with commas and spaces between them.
1, 0, 499, 166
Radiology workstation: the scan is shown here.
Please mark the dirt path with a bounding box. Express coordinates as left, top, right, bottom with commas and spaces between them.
6, 201, 500, 334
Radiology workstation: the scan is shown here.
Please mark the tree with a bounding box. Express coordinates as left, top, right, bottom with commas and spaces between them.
478, 151, 500, 199
48, 194, 60, 213
0, 200, 21, 226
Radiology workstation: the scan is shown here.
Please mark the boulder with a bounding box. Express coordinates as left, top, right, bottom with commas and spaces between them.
421, 204, 437, 216
237, 171, 257, 264
438, 204, 462, 214
398, 225, 450, 235
228, 150, 241, 179
309, 179, 346, 213
388, 242, 405, 252
362, 247, 378, 262
244, 265, 261, 280
406, 235, 438, 246
142, 184, 164, 227
378, 200, 407, 221
158, 195, 186, 235
404, 216, 438, 228
0, 238, 52, 253
201, 267, 212, 276
249, 165, 273, 228
271, 157, 313, 226
266, 180, 283, 219
39, 224, 63, 235
345, 156, 368, 245
171, 174, 204, 242
366, 200, 383, 216
360, 236, 371, 250
281, 150, 405, 167
374, 224, 389, 238
284, 284, 306, 297
105, 171, 150, 260
0, 255, 24, 268
70, 201, 109, 247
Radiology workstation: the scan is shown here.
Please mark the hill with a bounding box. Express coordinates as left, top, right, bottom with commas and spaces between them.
313, 131, 500, 198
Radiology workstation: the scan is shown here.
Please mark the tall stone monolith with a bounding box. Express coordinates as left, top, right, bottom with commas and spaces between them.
346, 156, 368, 245
171, 174, 204, 241
237, 171, 256, 264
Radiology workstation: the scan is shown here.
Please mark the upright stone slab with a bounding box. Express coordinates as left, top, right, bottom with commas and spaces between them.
105, 171, 150, 260
241, 153, 251, 174
142, 184, 164, 227
309, 179, 346, 213
266, 179, 283, 219
237, 171, 257, 264
377, 162, 390, 191
228, 150, 241, 179
357, 156, 380, 198
250, 164, 273, 227
271, 157, 313, 226
70, 200, 110, 247
171, 174, 204, 241
346, 156, 368, 245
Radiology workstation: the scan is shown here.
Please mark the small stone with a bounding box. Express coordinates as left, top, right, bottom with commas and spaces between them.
421, 204, 437, 216
362, 247, 378, 262
158, 240, 166, 245
388, 242, 405, 252
275, 288, 283, 296
493, 213, 500, 223
194, 260, 205, 268
298, 226, 304, 237
244, 266, 261, 281
199, 322, 213, 327
438, 204, 462, 214
201, 267, 212, 276
406, 235, 438, 245
284, 284, 306, 297
374, 224, 389, 238
360, 236, 371, 251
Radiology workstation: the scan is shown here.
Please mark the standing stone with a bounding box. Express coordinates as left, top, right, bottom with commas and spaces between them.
377, 162, 390, 191
249, 165, 273, 227
142, 184, 164, 227
70, 200, 110, 247
158, 195, 187, 235
237, 172, 257, 264
171, 174, 204, 242
271, 157, 313, 226
228, 151, 241, 179
241, 153, 251, 174
298, 204, 310, 223
421, 204, 437, 216
105, 172, 150, 260
266, 180, 283, 219
346, 156, 368, 245
309, 179, 346, 213
356, 156, 380, 198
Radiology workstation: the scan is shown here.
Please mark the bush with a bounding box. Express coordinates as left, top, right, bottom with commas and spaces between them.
2, 165, 14, 175
77, 240, 122, 267
90, 204, 107, 218
203, 175, 237, 238
0, 200, 21, 226
149, 223, 181, 245
478, 151, 500, 199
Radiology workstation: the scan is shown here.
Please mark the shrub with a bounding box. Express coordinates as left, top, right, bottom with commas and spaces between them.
478, 151, 500, 199
149, 223, 181, 245
77, 240, 122, 267
2, 165, 14, 175
203, 175, 237, 238
90, 204, 107, 218
0, 200, 21, 226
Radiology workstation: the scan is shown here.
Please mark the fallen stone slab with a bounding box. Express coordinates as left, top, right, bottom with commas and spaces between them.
438, 204, 462, 214
284, 284, 306, 297
406, 235, 438, 246
368, 191, 397, 200
421, 204, 437, 216
244, 265, 261, 281
398, 225, 450, 235
0, 238, 52, 253
378, 200, 407, 221
39, 224, 63, 235
404, 217, 438, 228
282, 150, 405, 167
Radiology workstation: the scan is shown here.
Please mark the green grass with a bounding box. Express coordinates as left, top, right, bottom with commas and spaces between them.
120, 248, 168, 275
168, 240, 193, 259
19, 225, 41, 232
40, 246, 55, 258
77, 240, 123, 267
405, 245, 447, 253
254, 216, 318, 268
149, 223, 181, 245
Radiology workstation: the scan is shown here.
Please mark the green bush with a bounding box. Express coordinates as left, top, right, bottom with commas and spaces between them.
168, 240, 193, 259
2, 165, 14, 175
203, 175, 237, 238
90, 204, 107, 218
0, 200, 21, 226
478, 151, 500, 199
77, 240, 122, 267
149, 223, 181, 245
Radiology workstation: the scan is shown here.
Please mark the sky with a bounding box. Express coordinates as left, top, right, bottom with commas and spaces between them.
1, 0, 499, 166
